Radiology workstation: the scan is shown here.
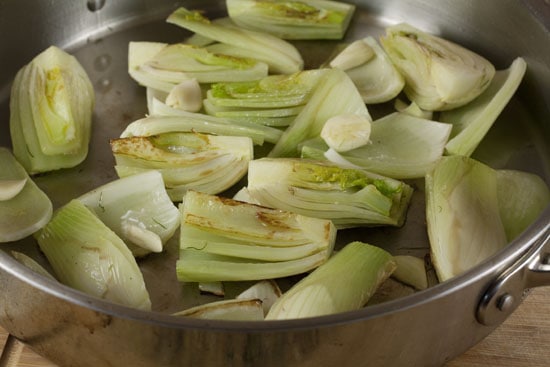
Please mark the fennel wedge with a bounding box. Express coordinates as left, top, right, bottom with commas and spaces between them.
166, 7, 303, 74
9, 46, 94, 174
236, 280, 282, 315
176, 190, 336, 282
77, 170, 181, 257
495, 169, 550, 242
128, 41, 268, 93
381, 23, 495, 111
120, 114, 282, 146
173, 298, 264, 321
266, 241, 396, 320
35, 200, 152, 311
0, 148, 53, 243
204, 69, 324, 127
111, 132, 253, 201
226, 0, 356, 40
331, 37, 405, 104
443, 57, 527, 157
425, 156, 507, 282
392, 255, 428, 290
245, 158, 413, 228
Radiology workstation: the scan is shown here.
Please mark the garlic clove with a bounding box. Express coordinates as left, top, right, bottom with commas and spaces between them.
321, 114, 372, 152
0, 179, 27, 201
165, 78, 203, 112
121, 222, 163, 253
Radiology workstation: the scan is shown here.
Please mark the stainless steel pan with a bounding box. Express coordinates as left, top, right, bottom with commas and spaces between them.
0, 1, 549, 366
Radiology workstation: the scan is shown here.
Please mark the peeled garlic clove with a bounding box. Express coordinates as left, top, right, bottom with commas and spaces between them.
0, 179, 27, 201
330, 39, 375, 71
121, 222, 163, 253
321, 114, 372, 152
165, 78, 203, 112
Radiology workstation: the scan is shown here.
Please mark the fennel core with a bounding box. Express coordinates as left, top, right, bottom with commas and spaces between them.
44, 67, 76, 144
254, 2, 345, 24
293, 161, 400, 196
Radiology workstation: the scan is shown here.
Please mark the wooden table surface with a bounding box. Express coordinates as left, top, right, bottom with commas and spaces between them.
1, 287, 549, 366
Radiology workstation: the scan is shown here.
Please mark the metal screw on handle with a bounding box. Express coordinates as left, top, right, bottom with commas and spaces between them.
0, 335, 24, 367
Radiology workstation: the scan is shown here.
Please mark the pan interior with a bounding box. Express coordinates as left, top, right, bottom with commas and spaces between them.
0, 1, 548, 316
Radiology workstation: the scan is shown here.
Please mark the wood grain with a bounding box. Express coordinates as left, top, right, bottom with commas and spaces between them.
1, 287, 549, 366
447, 286, 550, 367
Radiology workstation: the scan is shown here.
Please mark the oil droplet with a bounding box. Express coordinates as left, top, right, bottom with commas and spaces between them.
87, 0, 106, 12
94, 54, 111, 72
96, 77, 112, 94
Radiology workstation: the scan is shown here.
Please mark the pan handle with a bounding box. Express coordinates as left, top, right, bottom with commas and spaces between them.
476, 226, 550, 326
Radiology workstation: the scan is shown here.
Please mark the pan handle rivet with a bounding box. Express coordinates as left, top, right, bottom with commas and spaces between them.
496, 293, 514, 312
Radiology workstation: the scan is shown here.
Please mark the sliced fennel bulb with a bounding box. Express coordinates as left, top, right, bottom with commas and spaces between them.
35, 200, 152, 311
266, 241, 396, 320
204, 69, 325, 126
11, 251, 56, 280
443, 57, 527, 157
166, 7, 303, 74
381, 23, 495, 111
236, 280, 282, 316
178, 249, 331, 283
0, 148, 53, 243
226, 0, 356, 40
333, 37, 405, 104
198, 281, 225, 296
9, 46, 94, 174
120, 114, 282, 146
128, 42, 268, 93
246, 158, 413, 228
392, 255, 428, 290
425, 156, 507, 282
330, 39, 375, 70
111, 132, 253, 201
173, 298, 264, 320
77, 170, 181, 257
394, 99, 433, 120
204, 101, 300, 127
207, 70, 323, 106
176, 190, 336, 282
269, 68, 371, 157
496, 170, 550, 242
